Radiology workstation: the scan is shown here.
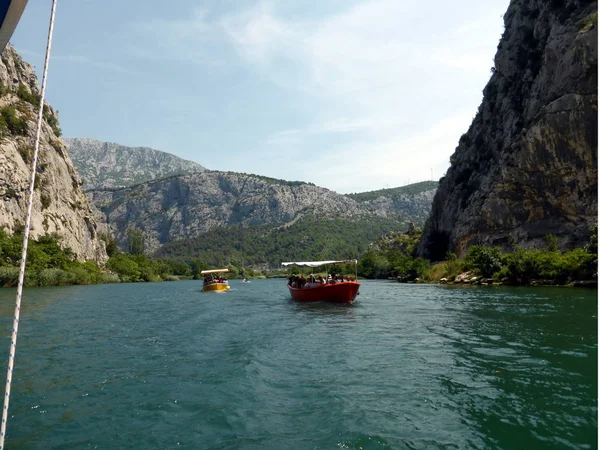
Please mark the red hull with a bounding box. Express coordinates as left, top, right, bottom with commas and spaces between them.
288, 281, 360, 303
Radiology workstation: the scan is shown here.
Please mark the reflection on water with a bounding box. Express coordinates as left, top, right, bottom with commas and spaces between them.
293, 300, 359, 316
0, 285, 90, 319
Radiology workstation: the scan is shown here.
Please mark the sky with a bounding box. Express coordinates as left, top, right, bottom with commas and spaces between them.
10, 0, 509, 194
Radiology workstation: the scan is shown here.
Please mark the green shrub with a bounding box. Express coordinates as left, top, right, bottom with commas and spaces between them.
358, 250, 390, 279
156, 258, 192, 276
557, 248, 594, 281
411, 257, 430, 279
502, 247, 594, 283
543, 234, 558, 252
107, 254, 141, 282
0, 267, 19, 287
17, 146, 32, 164
580, 11, 597, 32
40, 193, 51, 209
37, 268, 75, 286
0, 81, 9, 97
99, 233, 119, 257
465, 246, 503, 277
97, 273, 120, 284
127, 228, 145, 255
4, 188, 17, 199
16, 83, 41, 106
45, 112, 62, 137
0, 106, 28, 135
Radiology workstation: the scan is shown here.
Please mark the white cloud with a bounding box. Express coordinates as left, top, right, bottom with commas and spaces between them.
220, 0, 505, 134
128, 0, 507, 191
302, 112, 474, 193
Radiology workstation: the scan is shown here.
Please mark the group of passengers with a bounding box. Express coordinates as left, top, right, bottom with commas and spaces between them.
287, 273, 354, 288
204, 275, 228, 285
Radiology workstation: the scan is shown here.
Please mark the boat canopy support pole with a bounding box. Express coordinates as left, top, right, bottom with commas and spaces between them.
0, 1, 57, 447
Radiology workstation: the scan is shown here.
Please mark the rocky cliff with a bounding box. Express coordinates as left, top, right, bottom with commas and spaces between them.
0, 46, 107, 263
63, 137, 206, 190
88, 172, 436, 251
418, 0, 597, 260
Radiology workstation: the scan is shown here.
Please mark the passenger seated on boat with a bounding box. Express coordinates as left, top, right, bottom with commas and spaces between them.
309, 274, 316, 283
299, 275, 306, 288
317, 276, 324, 284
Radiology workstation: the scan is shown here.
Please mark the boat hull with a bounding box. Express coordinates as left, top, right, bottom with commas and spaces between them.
202, 283, 230, 292
288, 282, 360, 303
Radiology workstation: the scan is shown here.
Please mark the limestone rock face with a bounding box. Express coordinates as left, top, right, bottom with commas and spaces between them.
89, 172, 436, 251
418, 0, 597, 260
0, 46, 107, 263
64, 138, 206, 190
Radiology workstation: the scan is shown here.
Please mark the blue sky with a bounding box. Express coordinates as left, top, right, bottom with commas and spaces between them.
11, 0, 508, 193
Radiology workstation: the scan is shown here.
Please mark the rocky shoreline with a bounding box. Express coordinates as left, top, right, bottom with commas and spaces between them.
403, 271, 597, 288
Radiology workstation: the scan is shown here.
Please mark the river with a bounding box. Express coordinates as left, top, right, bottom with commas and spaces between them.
0, 279, 595, 449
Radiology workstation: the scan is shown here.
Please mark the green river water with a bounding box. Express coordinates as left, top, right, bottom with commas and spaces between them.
0, 279, 594, 449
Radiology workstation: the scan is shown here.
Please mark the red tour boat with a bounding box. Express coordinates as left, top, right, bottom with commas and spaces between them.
281, 260, 360, 303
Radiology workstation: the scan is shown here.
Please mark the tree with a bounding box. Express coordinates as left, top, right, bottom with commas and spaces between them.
99, 232, 120, 257
358, 250, 390, 279
127, 228, 145, 255
543, 234, 558, 252
107, 254, 141, 282
190, 259, 210, 279
465, 246, 503, 278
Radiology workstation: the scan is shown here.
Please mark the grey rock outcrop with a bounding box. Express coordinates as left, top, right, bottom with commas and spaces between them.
0, 46, 107, 263
418, 0, 597, 260
89, 172, 436, 251
358, 189, 436, 227
63, 137, 206, 190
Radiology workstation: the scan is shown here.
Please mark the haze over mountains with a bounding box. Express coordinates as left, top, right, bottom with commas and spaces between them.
64, 138, 438, 255
88, 171, 437, 252
58, 139, 437, 264
64, 138, 207, 190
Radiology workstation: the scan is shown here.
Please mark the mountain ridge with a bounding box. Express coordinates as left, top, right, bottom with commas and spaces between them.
63, 137, 206, 190
87, 170, 437, 252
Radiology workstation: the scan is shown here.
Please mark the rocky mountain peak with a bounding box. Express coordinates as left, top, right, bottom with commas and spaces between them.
63, 137, 206, 190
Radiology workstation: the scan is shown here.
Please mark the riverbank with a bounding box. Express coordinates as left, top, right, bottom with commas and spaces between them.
399, 271, 597, 288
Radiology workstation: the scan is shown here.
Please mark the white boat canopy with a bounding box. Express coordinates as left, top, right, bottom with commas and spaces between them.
281, 260, 357, 268
200, 269, 229, 274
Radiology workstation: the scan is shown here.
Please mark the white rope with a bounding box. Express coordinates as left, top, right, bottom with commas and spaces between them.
0, 0, 57, 447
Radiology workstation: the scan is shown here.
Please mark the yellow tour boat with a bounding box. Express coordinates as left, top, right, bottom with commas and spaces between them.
201, 269, 231, 292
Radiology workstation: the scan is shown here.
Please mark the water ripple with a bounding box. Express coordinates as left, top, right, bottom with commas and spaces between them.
0, 280, 593, 449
